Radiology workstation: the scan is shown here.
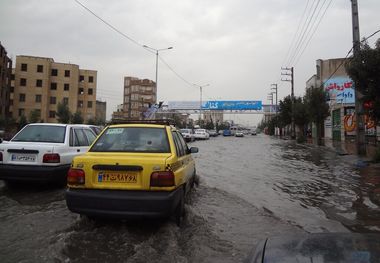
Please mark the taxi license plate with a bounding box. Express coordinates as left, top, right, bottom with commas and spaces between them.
97, 172, 137, 183
11, 154, 36, 162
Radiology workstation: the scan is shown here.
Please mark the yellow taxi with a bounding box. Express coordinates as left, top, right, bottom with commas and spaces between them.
65, 120, 198, 225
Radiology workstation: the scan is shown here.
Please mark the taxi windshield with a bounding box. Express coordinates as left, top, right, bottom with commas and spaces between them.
90, 127, 170, 153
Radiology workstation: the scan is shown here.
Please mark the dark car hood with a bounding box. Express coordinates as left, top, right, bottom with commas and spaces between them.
245, 233, 380, 263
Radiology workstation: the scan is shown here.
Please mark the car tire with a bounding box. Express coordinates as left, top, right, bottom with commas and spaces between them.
175, 188, 185, 226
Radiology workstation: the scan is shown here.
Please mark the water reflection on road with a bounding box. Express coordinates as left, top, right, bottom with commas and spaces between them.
1, 135, 379, 262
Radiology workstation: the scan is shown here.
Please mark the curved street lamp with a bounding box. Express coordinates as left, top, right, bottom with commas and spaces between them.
143, 45, 173, 103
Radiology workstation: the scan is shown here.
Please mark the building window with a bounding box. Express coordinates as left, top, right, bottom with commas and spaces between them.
63, 97, 69, 105
50, 96, 56, 104
64, 83, 70, 91
51, 69, 58, 76
10, 86, 14, 93
87, 101, 93, 108
11, 74, 15, 80
21, 63, 27, 71
78, 100, 83, 108
36, 79, 43, 87
49, 111, 56, 118
65, 70, 70, 77
50, 82, 57, 90
79, 75, 84, 82
89, 76, 94, 83
37, 65, 43, 73
88, 88, 93, 95
10, 99, 13, 105
20, 78, 27, 86
78, 88, 84, 95
19, 93, 26, 102
35, 95, 42, 102
19, 108, 25, 117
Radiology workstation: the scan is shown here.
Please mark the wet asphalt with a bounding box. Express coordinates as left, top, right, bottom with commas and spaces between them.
1, 134, 380, 262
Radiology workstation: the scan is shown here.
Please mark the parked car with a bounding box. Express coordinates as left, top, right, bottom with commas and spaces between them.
194, 129, 210, 140
86, 125, 103, 135
223, 129, 232, 136
207, 130, 218, 137
251, 129, 257, 135
180, 128, 195, 142
65, 120, 199, 225
0, 123, 97, 183
235, 131, 244, 137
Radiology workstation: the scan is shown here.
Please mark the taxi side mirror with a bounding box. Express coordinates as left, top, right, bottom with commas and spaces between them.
189, 147, 199, 154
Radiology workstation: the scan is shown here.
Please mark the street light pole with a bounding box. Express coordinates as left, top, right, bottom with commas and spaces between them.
143, 45, 173, 103
196, 84, 210, 125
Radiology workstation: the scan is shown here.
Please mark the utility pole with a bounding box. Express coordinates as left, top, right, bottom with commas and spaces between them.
281, 67, 295, 139
351, 0, 366, 155
271, 83, 278, 115
267, 93, 274, 112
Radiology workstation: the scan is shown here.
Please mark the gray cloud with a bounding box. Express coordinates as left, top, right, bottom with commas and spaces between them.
1, 0, 379, 123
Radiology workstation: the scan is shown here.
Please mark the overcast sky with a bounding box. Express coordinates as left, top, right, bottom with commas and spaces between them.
1, 0, 379, 124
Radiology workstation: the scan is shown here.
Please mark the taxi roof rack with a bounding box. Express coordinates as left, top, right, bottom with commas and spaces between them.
110, 119, 176, 126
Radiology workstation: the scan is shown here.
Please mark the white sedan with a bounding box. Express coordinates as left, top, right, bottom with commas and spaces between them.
0, 123, 97, 183
194, 129, 210, 140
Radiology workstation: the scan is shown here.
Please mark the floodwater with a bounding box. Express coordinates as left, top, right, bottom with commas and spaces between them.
1, 135, 380, 262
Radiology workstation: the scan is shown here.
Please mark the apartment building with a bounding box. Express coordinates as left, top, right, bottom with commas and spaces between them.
10, 55, 97, 123
120, 76, 156, 120
95, 100, 107, 123
203, 110, 224, 125
0, 42, 12, 120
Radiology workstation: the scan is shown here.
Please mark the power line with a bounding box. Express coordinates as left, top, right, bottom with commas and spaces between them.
158, 56, 200, 88
287, 0, 322, 66
74, 0, 204, 92
294, 0, 333, 66
281, 0, 311, 67
318, 28, 380, 90
74, 0, 153, 54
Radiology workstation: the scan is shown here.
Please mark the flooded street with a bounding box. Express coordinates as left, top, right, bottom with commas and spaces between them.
1, 135, 380, 262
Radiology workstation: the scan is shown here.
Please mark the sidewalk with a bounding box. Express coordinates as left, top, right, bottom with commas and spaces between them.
322, 139, 378, 160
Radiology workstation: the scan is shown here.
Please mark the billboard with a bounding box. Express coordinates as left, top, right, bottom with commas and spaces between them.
167, 101, 200, 110
324, 77, 355, 104
168, 100, 262, 110
202, 101, 262, 110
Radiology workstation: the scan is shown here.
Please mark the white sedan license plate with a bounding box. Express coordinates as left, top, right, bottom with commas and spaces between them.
11, 154, 36, 162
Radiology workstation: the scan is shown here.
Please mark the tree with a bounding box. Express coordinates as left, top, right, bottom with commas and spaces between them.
71, 111, 84, 124
293, 97, 308, 139
87, 118, 96, 125
56, 101, 71, 124
304, 87, 330, 145
278, 96, 292, 127
29, 109, 41, 123
345, 39, 380, 122
18, 115, 28, 131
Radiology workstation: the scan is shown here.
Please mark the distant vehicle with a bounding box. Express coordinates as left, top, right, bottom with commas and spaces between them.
194, 129, 210, 140
251, 129, 257, 135
180, 128, 195, 142
0, 123, 97, 183
235, 131, 244, 137
223, 129, 232, 136
207, 130, 218, 137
